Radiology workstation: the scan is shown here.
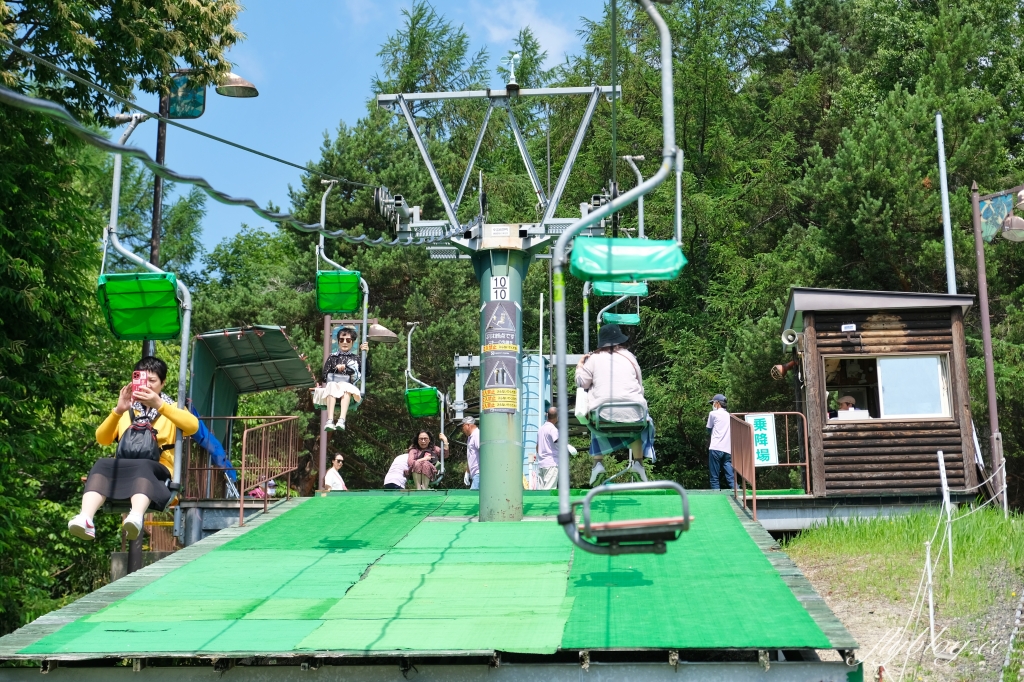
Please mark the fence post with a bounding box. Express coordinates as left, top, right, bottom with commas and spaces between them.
925, 541, 936, 654
936, 450, 953, 576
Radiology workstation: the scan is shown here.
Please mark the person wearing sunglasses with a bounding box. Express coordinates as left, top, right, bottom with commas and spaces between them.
325, 454, 348, 491
314, 326, 369, 431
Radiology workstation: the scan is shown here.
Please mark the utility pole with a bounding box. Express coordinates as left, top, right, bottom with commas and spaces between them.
143, 93, 169, 360
970, 182, 1005, 513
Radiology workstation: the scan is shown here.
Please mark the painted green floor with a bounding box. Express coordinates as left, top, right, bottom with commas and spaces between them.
17, 492, 834, 656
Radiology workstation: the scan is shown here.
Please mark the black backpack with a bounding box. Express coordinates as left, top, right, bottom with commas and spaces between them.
116, 408, 172, 462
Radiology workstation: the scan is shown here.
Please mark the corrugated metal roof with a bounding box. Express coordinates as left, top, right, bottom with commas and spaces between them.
193, 325, 316, 395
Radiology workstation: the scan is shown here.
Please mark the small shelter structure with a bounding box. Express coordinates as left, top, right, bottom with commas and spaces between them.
782, 288, 979, 497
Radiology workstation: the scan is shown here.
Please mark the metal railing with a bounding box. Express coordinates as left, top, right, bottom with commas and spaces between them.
181, 416, 301, 527
729, 412, 811, 520
239, 416, 300, 525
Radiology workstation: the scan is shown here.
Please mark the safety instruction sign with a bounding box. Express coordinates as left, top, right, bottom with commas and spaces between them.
481, 300, 519, 414
745, 413, 779, 467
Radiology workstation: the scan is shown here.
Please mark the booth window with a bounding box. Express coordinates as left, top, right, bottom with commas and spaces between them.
877, 355, 950, 418
824, 354, 951, 421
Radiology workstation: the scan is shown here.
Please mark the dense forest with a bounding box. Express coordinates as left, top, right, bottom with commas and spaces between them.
2, 0, 1023, 635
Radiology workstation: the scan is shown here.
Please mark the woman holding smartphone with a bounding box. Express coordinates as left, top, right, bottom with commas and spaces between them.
68, 357, 198, 542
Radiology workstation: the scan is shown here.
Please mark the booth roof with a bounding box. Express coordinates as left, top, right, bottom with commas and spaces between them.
783, 287, 975, 334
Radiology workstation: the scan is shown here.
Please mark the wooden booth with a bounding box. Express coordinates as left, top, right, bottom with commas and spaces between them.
782, 288, 979, 497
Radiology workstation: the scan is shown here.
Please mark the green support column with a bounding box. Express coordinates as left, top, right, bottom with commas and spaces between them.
472, 248, 532, 521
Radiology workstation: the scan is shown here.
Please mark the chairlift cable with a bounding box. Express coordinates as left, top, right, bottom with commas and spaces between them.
0, 39, 371, 189
0, 84, 465, 247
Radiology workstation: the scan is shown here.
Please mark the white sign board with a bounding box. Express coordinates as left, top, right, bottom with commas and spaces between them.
490, 275, 510, 301
745, 413, 779, 467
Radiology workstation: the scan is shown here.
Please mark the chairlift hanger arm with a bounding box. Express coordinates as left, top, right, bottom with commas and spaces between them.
553, 0, 679, 554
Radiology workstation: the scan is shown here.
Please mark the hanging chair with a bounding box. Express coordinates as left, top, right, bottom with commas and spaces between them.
97, 272, 182, 341
316, 270, 362, 314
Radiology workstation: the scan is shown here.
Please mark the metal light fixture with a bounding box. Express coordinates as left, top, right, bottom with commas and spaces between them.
215, 72, 259, 98
367, 323, 398, 344
1006, 191, 1024, 242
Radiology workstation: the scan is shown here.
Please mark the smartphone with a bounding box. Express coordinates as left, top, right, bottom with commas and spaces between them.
131, 370, 148, 394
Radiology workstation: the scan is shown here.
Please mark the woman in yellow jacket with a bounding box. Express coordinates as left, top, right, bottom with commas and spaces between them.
68, 357, 198, 542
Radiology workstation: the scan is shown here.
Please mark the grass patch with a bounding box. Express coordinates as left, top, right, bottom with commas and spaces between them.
784, 506, 1024, 621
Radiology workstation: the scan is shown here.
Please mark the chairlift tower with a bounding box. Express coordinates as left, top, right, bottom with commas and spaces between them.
376, 84, 617, 521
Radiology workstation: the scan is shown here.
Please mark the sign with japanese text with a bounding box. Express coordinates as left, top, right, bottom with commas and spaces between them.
745, 413, 779, 467
481, 300, 519, 414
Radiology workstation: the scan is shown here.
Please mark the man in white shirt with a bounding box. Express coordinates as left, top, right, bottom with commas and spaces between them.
706, 394, 734, 490
383, 453, 408, 489
324, 454, 347, 491
533, 407, 560, 490
461, 416, 480, 490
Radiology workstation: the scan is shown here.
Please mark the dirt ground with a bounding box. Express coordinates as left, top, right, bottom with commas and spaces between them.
792, 555, 1021, 681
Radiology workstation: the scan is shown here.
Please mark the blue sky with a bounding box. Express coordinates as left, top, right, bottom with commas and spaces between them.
125, 0, 602, 254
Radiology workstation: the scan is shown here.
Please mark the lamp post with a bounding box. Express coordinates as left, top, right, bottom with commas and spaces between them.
969, 181, 1023, 517
144, 71, 258, 357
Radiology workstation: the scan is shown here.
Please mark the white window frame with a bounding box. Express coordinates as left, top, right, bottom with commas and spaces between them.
823, 352, 953, 422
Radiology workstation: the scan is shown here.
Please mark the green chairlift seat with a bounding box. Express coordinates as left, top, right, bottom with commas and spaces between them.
97, 272, 182, 341
592, 281, 649, 297
570, 238, 686, 282
405, 387, 440, 418
316, 270, 362, 315
602, 312, 640, 326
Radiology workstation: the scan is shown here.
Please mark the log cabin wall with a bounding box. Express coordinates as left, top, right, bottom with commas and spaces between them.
807, 308, 977, 496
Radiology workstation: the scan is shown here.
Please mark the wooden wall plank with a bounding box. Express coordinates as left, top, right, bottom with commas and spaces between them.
949, 306, 979, 488
803, 312, 826, 497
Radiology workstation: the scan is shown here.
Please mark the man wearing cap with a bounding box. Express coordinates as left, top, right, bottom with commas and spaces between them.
829, 395, 857, 419
461, 416, 481, 490
706, 394, 734, 490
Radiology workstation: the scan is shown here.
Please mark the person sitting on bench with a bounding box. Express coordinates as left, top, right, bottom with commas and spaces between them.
576, 324, 655, 485
69, 357, 198, 541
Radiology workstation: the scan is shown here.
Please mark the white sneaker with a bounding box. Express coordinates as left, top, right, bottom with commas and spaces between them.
589, 461, 607, 485
123, 513, 144, 541
324, 420, 335, 431
68, 514, 95, 541
630, 459, 649, 482
336, 419, 346, 431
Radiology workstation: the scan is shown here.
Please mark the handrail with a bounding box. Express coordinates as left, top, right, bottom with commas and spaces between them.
238, 416, 300, 526
730, 411, 811, 496
555, 0, 677, 552
730, 415, 757, 520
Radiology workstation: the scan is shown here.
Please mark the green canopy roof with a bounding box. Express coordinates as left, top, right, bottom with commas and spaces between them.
190, 327, 316, 434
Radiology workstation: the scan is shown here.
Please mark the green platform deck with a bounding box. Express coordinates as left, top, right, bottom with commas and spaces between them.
0, 491, 855, 661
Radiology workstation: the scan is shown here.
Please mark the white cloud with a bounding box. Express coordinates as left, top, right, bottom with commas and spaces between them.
341, 0, 386, 27
469, 0, 578, 67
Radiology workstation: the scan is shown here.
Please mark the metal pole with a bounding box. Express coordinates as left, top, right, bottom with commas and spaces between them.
936, 113, 957, 295
623, 156, 645, 237
473, 249, 529, 521
582, 282, 591, 353
319, 314, 331, 491
454, 103, 493, 211
971, 183, 1004, 513
925, 541, 936, 654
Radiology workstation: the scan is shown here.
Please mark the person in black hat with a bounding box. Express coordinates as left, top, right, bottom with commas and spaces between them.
706, 394, 734, 490
576, 324, 654, 485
